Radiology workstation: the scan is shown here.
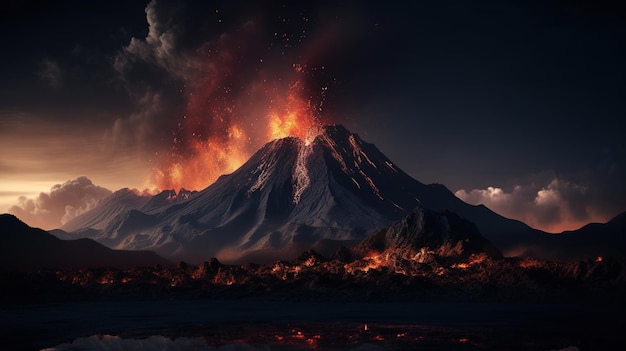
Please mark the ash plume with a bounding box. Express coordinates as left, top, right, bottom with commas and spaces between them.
109, 0, 371, 191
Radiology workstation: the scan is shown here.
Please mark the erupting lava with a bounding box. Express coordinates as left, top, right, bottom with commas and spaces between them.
267, 81, 321, 145
151, 124, 251, 192
149, 76, 323, 192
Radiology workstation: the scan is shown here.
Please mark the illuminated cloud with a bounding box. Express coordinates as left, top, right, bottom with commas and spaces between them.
8, 177, 112, 230
455, 178, 597, 233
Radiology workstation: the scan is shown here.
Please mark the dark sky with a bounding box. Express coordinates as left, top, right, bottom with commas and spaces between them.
1, 0, 625, 232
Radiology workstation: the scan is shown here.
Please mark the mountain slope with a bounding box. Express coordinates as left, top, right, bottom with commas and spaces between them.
354, 208, 502, 259
60, 188, 152, 233
59, 125, 536, 263
60, 188, 197, 234
0, 214, 170, 271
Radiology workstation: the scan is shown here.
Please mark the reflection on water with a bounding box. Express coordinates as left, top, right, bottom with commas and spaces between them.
39, 323, 404, 350
42, 335, 215, 351
41, 333, 384, 351
39, 323, 581, 351
41, 335, 387, 350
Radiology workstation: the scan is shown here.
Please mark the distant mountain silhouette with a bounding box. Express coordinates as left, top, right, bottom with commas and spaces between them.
0, 214, 170, 271
516, 211, 626, 260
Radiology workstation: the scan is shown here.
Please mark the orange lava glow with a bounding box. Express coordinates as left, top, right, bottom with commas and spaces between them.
360, 252, 390, 272
518, 257, 543, 268
451, 253, 488, 270
149, 76, 322, 192
291, 330, 306, 340
152, 124, 251, 191
267, 81, 320, 145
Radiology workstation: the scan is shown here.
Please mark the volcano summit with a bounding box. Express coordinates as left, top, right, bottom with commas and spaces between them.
58, 125, 534, 263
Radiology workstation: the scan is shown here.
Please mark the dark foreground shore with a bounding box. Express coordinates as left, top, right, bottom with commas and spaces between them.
2, 251, 625, 350
2, 299, 624, 350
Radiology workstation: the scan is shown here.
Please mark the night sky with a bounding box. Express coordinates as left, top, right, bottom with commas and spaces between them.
1, 0, 624, 233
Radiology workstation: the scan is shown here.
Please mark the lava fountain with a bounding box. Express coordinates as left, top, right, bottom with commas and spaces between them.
149, 67, 325, 192
267, 80, 322, 145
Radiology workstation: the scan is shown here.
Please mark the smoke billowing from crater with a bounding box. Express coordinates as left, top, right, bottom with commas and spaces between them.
110, 0, 362, 192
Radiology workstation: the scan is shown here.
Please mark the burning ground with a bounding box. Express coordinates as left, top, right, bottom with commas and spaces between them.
3, 206, 625, 350
3, 208, 625, 305
3, 245, 625, 306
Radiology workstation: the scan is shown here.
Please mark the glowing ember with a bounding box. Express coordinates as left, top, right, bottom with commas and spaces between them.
360, 253, 389, 272
291, 330, 306, 340
518, 257, 543, 268
596, 256, 603, 262
451, 253, 488, 270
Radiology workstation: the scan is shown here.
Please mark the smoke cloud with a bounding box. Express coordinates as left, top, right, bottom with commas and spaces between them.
102, 91, 167, 156
8, 177, 112, 230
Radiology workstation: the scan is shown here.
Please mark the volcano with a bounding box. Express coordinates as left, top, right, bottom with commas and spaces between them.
58, 125, 533, 263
